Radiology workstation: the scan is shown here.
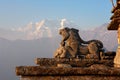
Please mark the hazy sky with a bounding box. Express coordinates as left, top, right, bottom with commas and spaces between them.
0, 0, 114, 29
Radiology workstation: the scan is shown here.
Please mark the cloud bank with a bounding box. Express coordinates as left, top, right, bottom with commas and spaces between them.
0, 19, 78, 40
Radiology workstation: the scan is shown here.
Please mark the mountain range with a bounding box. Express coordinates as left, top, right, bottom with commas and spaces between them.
0, 19, 118, 80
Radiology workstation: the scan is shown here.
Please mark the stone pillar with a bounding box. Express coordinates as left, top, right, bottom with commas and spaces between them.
114, 25, 120, 67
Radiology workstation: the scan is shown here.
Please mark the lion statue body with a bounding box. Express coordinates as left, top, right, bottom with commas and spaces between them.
54, 27, 104, 59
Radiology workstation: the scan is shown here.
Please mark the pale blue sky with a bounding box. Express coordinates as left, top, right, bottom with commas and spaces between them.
0, 0, 114, 29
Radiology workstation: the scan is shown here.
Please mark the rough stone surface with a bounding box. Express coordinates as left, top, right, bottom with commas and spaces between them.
57, 64, 72, 68
35, 58, 114, 67
16, 65, 120, 80
20, 76, 60, 80
16, 65, 120, 76
20, 76, 120, 80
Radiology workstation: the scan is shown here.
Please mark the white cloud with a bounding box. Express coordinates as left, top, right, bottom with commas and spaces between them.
59, 19, 66, 29
35, 20, 45, 31
32, 20, 45, 38
9, 19, 70, 40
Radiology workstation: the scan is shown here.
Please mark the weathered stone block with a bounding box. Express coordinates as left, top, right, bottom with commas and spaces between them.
20, 76, 120, 80
16, 65, 120, 76
35, 58, 114, 67
16, 65, 120, 80
20, 76, 60, 80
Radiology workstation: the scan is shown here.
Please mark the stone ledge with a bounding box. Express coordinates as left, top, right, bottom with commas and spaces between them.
16, 65, 120, 76
20, 76, 120, 80
35, 58, 114, 67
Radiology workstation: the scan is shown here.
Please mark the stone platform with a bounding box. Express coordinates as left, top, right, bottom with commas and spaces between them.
16, 65, 120, 80
15, 58, 120, 80
35, 58, 114, 67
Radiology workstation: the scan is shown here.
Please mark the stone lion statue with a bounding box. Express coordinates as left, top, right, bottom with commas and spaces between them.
54, 27, 104, 60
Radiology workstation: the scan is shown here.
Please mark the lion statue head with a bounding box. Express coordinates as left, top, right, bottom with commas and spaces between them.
59, 27, 80, 44
59, 27, 70, 43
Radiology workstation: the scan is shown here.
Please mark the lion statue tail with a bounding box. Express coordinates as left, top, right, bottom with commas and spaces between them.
87, 40, 103, 49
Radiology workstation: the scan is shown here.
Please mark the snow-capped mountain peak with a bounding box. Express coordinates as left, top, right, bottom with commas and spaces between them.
8, 19, 78, 40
